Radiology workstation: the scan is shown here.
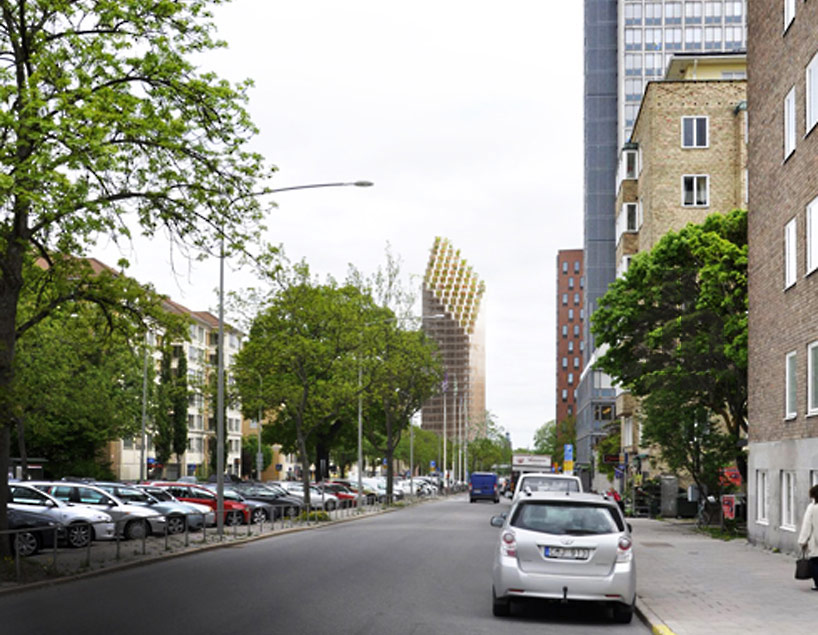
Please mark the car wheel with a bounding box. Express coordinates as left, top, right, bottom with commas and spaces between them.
166, 515, 186, 535
324, 500, 336, 512
14, 531, 40, 557
66, 522, 92, 548
125, 519, 147, 541
470, 498, 475, 503
612, 601, 634, 624
226, 511, 243, 526
251, 508, 266, 524
492, 587, 510, 617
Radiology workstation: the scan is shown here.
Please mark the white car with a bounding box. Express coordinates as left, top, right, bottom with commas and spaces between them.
9, 483, 116, 547
511, 472, 583, 502
32, 481, 166, 540
490, 491, 636, 623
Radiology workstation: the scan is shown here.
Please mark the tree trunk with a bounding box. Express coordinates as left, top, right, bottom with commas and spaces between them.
296, 425, 311, 509
314, 441, 330, 483
15, 416, 27, 480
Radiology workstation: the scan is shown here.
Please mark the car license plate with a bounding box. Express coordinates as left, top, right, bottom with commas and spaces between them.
544, 546, 590, 560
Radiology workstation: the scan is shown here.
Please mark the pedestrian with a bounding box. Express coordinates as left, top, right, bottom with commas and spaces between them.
798, 484, 818, 591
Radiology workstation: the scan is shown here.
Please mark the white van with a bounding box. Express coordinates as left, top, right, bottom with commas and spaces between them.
512, 472, 583, 502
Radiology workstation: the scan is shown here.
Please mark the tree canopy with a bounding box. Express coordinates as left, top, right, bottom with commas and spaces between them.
0, 0, 273, 544
591, 209, 748, 482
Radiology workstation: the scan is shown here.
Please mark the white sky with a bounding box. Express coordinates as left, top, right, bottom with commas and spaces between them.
95, 1, 584, 449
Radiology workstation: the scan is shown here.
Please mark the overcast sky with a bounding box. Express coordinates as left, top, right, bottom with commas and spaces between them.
96, 1, 585, 449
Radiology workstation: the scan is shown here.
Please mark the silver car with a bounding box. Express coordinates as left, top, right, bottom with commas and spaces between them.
9, 484, 116, 547
94, 482, 208, 534
490, 491, 636, 623
32, 481, 166, 540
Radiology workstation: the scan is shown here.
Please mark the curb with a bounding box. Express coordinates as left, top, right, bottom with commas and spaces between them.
636, 597, 677, 635
0, 501, 409, 597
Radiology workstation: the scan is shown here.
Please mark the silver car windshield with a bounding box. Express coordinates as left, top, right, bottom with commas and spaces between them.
510, 502, 622, 535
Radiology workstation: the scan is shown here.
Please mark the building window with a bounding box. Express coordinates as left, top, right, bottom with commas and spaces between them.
781, 471, 796, 530
784, 0, 796, 31
786, 351, 797, 419
567, 372, 574, 385
785, 86, 797, 158
562, 357, 568, 369
627, 203, 638, 230
562, 325, 568, 338
625, 28, 642, 50
665, 2, 682, 22
574, 357, 580, 369
807, 52, 818, 134
682, 175, 709, 207
594, 404, 614, 421
685, 1, 703, 20
568, 309, 574, 321
704, 26, 722, 49
809, 341, 818, 416
573, 325, 580, 337
573, 292, 580, 305
645, 2, 662, 24
705, 1, 722, 22
664, 28, 682, 50
624, 2, 642, 24
625, 78, 643, 101
625, 103, 639, 128
561, 293, 567, 305
562, 261, 568, 274
623, 417, 633, 447
645, 28, 662, 50
756, 470, 768, 524
785, 217, 797, 288
625, 53, 642, 76
724, 1, 742, 23
561, 389, 568, 402
568, 277, 574, 289
685, 26, 703, 49
682, 116, 708, 148
568, 341, 574, 353
644, 52, 664, 77
574, 260, 580, 273
808, 197, 818, 275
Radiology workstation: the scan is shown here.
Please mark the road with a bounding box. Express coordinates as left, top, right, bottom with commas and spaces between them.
0, 495, 649, 634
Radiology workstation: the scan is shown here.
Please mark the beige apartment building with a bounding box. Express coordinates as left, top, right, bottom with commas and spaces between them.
614, 52, 747, 483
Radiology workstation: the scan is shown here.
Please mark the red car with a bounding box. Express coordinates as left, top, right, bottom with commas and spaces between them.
146, 482, 250, 525
317, 482, 357, 507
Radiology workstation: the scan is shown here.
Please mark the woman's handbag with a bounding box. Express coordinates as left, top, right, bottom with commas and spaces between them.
796, 549, 812, 580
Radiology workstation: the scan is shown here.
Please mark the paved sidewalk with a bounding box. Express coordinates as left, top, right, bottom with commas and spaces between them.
632, 517, 818, 634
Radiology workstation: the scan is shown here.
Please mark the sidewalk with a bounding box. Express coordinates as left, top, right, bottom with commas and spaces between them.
632, 517, 818, 635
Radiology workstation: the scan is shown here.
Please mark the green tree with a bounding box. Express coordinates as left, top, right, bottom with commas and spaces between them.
240, 436, 272, 479
591, 209, 748, 482
533, 421, 556, 456
234, 263, 377, 507
153, 347, 175, 473
171, 352, 189, 478
467, 414, 510, 474
595, 425, 621, 481
0, 1, 273, 550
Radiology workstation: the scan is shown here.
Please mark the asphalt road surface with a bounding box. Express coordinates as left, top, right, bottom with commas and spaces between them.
0, 494, 650, 634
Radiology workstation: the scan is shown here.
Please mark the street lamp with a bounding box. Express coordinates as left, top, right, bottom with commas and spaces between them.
356, 312, 444, 508
216, 179, 372, 537
254, 370, 263, 480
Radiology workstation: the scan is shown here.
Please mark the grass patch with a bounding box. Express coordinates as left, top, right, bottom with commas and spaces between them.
298, 511, 330, 522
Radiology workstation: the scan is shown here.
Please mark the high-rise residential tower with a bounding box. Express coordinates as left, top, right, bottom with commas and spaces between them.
556, 250, 585, 425
420, 237, 486, 441
578, 0, 747, 485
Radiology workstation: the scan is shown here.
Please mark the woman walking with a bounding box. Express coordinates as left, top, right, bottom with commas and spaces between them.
798, 484, 818, 591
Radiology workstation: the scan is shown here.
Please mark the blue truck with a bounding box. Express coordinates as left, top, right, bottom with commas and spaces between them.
469, 471, 499, 503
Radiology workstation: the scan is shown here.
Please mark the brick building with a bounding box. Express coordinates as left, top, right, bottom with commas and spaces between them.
747, 0, 818, 552
556, 250, 585, 425
615, 52, 747, 484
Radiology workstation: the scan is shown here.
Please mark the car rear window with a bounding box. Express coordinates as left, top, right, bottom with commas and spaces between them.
520, 476, 580, 493
510, 501, 622, 535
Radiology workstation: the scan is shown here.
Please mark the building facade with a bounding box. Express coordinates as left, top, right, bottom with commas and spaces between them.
556, 250, 585, 425
616, 52, 747, 482
578, 0, 747, 480
109, 301, 245, 481
747, 0, 818, 552
420, 237, 486, 441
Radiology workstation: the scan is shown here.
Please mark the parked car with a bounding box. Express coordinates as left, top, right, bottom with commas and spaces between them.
328, 480, 377, 505
511, 473, 583, 502
93, 482, 207, 534
230, 483, 303, 519
6, 508, 61, 557
199, 483, 275, 524
9, 483, 116, 547
146, 481, 250, 525
490, 491, 636, 623
277, 481, 339, 511
135, 484, 216, 527
32, 481, 166, 540
315, 482, 357, 507
469, 471, 500, 503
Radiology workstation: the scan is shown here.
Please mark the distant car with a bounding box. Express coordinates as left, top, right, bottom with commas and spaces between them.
328, 480, 377, 505
511, 473, 583, 502
469, 472, 499, 503
490, 491, 636, 623
277, 481, 339, 511
9, 483, 116, 547
135, 485, 216, 527
6, 508, 61, 557
199, 483, 276, 524
146, 482, 250, 525
32, 481, 166, 540
315, 482, 357, 507
230, 483, 303, 519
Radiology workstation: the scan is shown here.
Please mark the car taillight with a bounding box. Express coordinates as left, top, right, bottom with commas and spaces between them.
502, 531, 517, 558
616, 536, 633, 562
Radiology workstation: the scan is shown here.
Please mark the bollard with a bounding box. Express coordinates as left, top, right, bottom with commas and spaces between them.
184, 514, 190, 548
164, 519, 169, 551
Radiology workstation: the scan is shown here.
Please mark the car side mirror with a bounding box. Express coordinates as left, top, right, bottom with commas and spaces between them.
490, 516, 505, 528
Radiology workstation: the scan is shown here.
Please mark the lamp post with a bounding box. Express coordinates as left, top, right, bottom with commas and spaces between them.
356, 312, 444, 507
255, 370, 263, 480
216, 179, 372, 537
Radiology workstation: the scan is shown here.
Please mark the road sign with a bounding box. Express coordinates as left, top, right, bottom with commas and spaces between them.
564, 444, 574, 462
430, 460, 436, 468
